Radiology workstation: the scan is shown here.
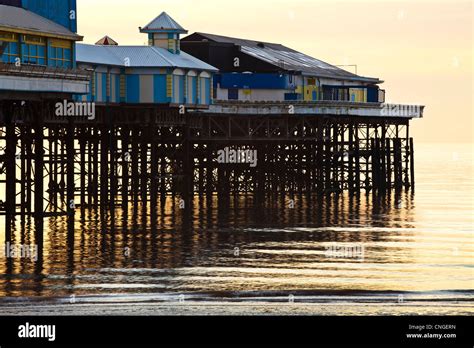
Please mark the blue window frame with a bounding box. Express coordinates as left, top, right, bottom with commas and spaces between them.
21, 35, 46, 65
49, 39, 72, 68
0, 32, 19, 63
1, 42, 19, 63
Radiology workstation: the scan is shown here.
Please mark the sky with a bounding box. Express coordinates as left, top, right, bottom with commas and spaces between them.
77, 0, 473, 143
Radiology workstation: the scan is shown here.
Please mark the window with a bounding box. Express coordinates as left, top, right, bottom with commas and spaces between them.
49, 39, 72, 68
21, 35, 46, 65
0, 31, 19, 63
1, 41, 19, 63
0, 32, 17, 41
228, 88, 238, 100
23, 35, 45, 45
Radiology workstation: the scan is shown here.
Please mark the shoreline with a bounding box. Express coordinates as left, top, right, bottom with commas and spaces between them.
1, 301, 472, 316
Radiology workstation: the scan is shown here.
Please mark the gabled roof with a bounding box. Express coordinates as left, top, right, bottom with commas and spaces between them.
0, 4, 82, 41
184, 32, 382, 83
95, 35, 118, 46
140, 12, 188, 34
76, 44, 217, 71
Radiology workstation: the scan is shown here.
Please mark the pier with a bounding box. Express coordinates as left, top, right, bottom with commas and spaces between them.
0, 99, 417, 226
0, 3, 423, 247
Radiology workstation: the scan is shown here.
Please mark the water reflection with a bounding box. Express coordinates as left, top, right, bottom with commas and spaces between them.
1, 191, 423, 296
1, 143, 472, 315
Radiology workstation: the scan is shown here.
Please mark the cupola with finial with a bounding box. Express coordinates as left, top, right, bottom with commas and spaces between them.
139, 12, 188, 54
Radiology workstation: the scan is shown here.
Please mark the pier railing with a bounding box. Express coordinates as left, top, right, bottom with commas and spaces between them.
0, 62, 92, 81
208, 100, 424, 118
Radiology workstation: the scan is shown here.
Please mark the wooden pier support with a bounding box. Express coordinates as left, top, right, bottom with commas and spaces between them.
100, 125, 109, 207
66, 120, 75, 216
0, 102, 418, 228
4, 110, 16, 242
410, 137, 415, 189
34, 106, 44, 246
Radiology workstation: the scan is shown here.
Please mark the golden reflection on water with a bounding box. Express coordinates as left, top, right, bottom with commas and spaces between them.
0, 144, 472, 312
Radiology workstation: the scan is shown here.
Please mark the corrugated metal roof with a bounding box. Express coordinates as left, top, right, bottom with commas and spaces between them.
76, 44, 218, 71
0, 4, 82, 40
140, 12, 188, 34
187, 32, 381, 83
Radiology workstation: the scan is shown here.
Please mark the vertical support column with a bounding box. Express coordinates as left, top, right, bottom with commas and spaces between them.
52, 127, 59, 210
131, 127, 139, 206
354, 123, 361, 192
404, 124, 411, 188
79, 128, 86, 209
348, 121, 354, 192
386, 138, 392, 189
160, 131, 167, 199
182, 114, 193, 207
66, 120, 75, 216
410, 137, 415, 190
332, 123, 339, 191
92, 128, 99, 206
5, 108, 16, 243
380, 124, 387, 190
256, 143, 265, 200
394, 138, 403, 190
316, 118, 324, 191
140, 128, 148, 205
34, 104, 44, 245
365, 123, 370, 190
302, 140, 309, 193
206, 143, 213, 199
198, 144, 205, 195
121, 127, 130, 210
86, 127, 92, 206
60, 132, 66, 204
26, 129, 32, 213
100, 125, 109, 208
109, 117, 117, 212
48, 127, 56, 210
150, 124, 158, 205
324, 124, 332, 191
371, 138, 380, 191
20, 127, 26, 217
339, 123, 345, 191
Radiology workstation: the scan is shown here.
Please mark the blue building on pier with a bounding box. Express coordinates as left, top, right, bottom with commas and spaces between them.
181, 33, 385, 104
0, 4, 217, 107
0, 0, 88, 96
0, 1, 392, 109
75, 12, 217, 106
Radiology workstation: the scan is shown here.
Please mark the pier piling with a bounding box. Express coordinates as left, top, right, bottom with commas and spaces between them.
0, 102, 416, 233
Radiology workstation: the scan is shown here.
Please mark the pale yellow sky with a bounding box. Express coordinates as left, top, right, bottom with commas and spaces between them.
77, 0, 473, 143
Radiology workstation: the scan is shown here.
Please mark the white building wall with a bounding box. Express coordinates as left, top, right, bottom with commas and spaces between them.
0, 75, 89, 94
216, 87, 290, 102
319, 78, 367, 87
239, 89, 289, 101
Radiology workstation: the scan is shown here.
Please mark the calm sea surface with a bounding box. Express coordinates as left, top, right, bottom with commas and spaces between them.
0, 143, 472, 315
